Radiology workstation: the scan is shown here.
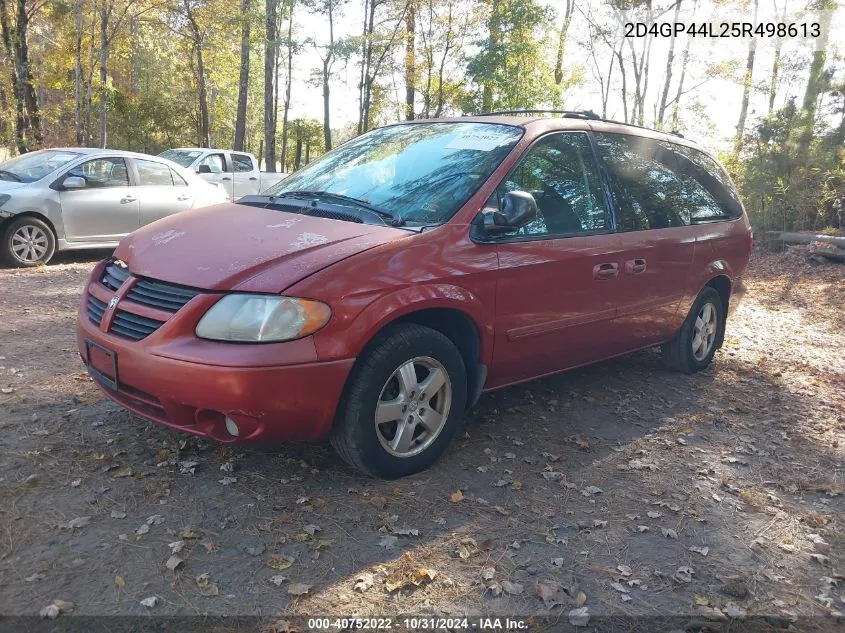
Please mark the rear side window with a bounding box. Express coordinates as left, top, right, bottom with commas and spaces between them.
496, 132, 609, 238
135, 159, 174, 186
232, 153, 255, 172
595, 133, 742, 230
171, 169, 188, 186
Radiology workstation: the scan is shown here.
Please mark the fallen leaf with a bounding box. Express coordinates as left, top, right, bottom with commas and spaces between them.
481, 566, 495, 581
552, 557, 565, 567
617, 564, 632, 577
110, 510, 126, 519
673, 566, 694, 583
287, 582, 311, 596
267, 554, 295, 570
456, 537, 478, 559
535, 579, 568, 609
115, 576, 125, 590
812, 553, 831, 565
303, 524, 321, 536
690, 546, 709, 557
269, 575, 287, 587
568, 606, 590, 627
502, 580, 524, 595
39, 605, 59, 619
661, 528, 678, 539
67, 516, 91, 530
195, 572, 219, 597
581, 486, 603, 497
140, 596, 158, 608
610, 582, 630, 593
218, 476, 237, 486
353, 572, 373, 593
574, 590, 587, 607
450, 490, 464, 503
165, 555, 183, 571
647, 511, 663, 519
394, 527, 420, 536
697, 605, 727, 621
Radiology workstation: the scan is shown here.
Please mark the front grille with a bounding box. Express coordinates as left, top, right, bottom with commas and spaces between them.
87, 295, 107, 325
110, 310, 165, 341
127, 278, 202, 312
101, 262, 130, 290
91, 260, 203, 341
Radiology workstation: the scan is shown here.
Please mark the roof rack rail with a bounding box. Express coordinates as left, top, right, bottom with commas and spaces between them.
475, 109, 601, 120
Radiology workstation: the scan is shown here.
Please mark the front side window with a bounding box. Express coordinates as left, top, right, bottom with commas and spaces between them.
232, 153, 255, 172
135, 159, 174, 186
263, 122, 523, 225
66, 158, 130, 188
0, 150, 80, 183
495, 132, 609, 237
199, 154, 227, 173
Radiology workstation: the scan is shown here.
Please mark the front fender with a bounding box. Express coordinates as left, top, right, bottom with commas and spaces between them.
310, 283, 492, 363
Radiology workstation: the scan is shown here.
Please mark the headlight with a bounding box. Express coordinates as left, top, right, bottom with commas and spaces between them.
195, 295, 331, 342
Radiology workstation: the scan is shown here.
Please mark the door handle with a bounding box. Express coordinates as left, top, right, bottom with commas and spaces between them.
624, 258, 647, 274
120, 196, 137, 203
177, 195, 190, 201
221, 177, 232, 181
593, 262, 619, 280
249, 177, 258, 181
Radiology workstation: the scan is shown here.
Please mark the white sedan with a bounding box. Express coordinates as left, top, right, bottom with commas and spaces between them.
0, 148, 228, 266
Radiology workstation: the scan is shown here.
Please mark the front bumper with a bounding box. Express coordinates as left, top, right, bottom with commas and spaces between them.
76, 263, 354, 443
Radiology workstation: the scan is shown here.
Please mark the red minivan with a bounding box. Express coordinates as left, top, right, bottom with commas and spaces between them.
77, 113, 751, 478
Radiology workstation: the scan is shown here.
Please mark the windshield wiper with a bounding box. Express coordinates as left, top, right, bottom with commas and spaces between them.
269, 190, 405, 227
0, 169, 22, 182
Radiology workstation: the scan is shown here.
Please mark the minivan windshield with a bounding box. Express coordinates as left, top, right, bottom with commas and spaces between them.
0, 150, 80, 183
262, 122, 523, 225
158, 149, 203, 168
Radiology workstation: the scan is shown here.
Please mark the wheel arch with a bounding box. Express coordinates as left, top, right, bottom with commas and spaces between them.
1, 211, 59, 240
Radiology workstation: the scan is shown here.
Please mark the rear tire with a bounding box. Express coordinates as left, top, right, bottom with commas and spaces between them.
330, 323, 467, 478
2, 217, 56, 267
662, 287, 724, 374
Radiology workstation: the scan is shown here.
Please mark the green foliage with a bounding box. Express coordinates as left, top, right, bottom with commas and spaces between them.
730, 98, 845, 234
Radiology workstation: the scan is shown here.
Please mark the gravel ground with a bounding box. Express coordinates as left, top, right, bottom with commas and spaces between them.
0, 249, 842, 632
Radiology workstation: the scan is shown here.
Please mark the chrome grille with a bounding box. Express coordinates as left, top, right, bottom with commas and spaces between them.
127, 278, 201, 312
101, 262, 130, 291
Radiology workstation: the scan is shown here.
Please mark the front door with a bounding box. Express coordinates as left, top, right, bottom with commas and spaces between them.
132, 158, 195, 226
197, 152, 234, 200
486, 131, 624, 388
231, 152, 260, 198
59, 157, 139, 242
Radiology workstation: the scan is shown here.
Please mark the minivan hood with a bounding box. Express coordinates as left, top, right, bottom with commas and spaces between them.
115, 203, 409, 292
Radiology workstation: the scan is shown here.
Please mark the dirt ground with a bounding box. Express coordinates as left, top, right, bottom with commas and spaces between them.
0, 249, 843, 631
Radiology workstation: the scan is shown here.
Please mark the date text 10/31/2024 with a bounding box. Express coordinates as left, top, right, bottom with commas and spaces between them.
306, 617, 530, 630
625, 21, 821, 38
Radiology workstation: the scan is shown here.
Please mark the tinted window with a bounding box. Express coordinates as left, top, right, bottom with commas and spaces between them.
135, 159, 174, 186
232, 153, 254, 172
158, 149, 203, 168
595, 133, 742, 231
264, 122, 522, 225
67, 158, 129, 188
496, 132, 609, 237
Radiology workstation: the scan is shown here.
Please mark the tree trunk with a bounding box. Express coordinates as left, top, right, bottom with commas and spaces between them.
322, 0, 334, 151
734, 0, 758, 152
615, 48, 628, 124
669, 0, 694, 131
797, 1, 833, 153
233, 0, 251, 151
553, 0, 573, 85
280, 0, 294, 171
85, 0, 95, 146
1, 0, 43, 152
98, 0, 109, 147
74, 0, 84, 144
768, 40, 782, 114
768, 231, 845, 247
481, 0, 499, 112
404, 0, 415, 120
184, 2, 210, 147
656, 0, 681, 128
264, 0, 278, 170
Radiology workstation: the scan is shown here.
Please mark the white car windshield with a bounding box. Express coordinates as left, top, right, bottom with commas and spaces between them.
0, 150, 80, 183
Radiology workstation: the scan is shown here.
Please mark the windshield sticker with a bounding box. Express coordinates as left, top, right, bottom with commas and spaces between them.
444, 130, 513, 152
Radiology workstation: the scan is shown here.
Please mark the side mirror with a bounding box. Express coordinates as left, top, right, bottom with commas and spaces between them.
197, 164, 212, 174
483, 190, 538, 234
62, 176, 86, 190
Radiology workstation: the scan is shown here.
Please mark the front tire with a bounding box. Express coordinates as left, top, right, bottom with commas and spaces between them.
2, 217, 56, 267
330, 323, 468, 478
662, 287, 725, 374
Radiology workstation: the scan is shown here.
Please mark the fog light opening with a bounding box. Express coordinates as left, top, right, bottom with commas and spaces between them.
224, 416, 240, 437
